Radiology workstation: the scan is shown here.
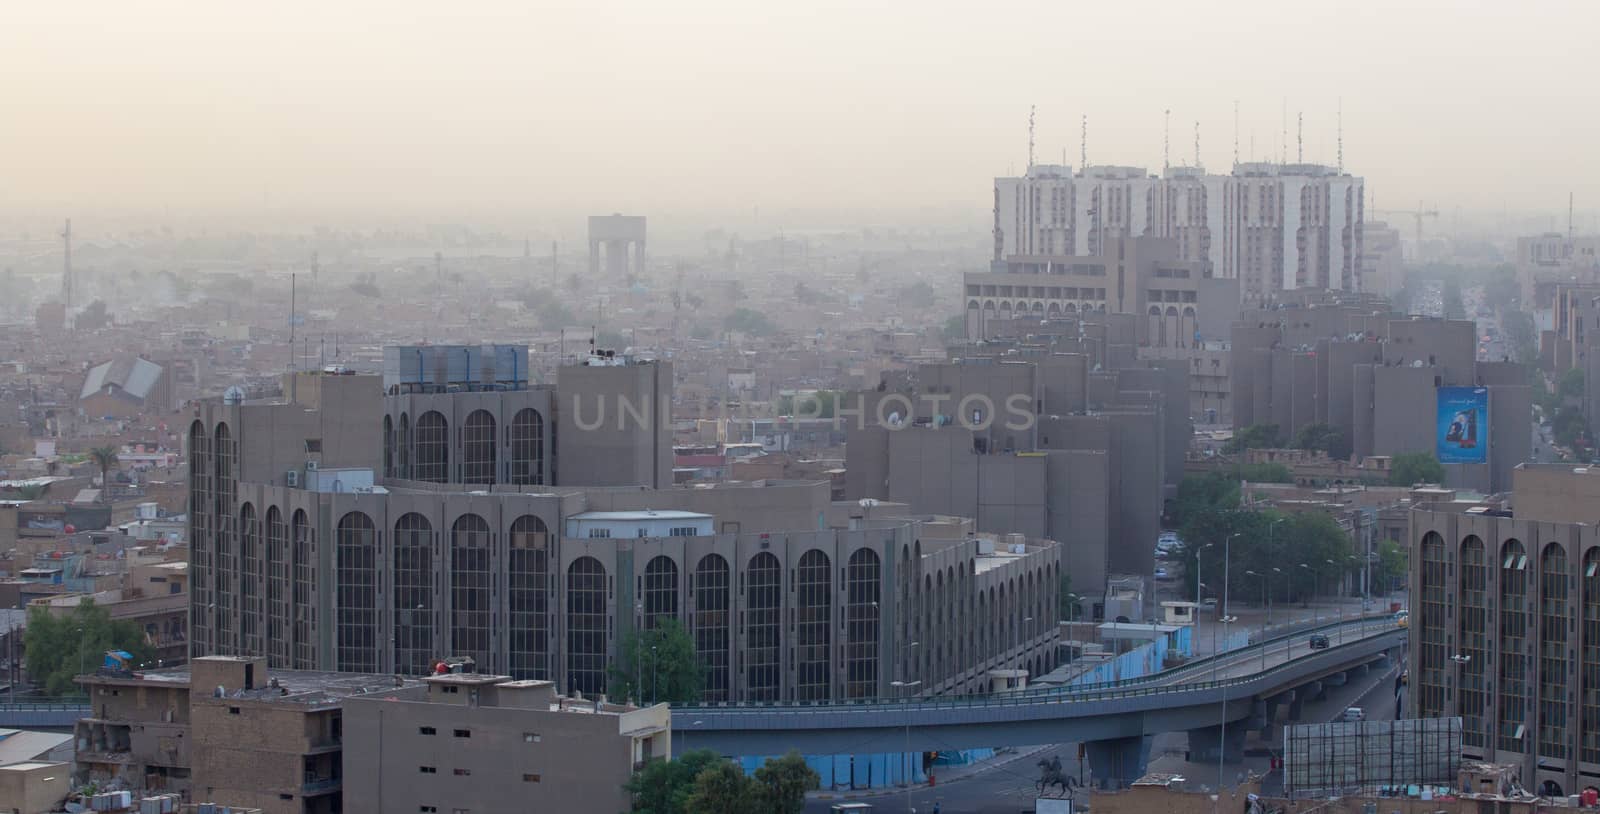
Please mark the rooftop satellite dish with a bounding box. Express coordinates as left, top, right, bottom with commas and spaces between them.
222, 386, 246, 405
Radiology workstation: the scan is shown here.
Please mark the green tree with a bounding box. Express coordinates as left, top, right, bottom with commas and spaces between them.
753, 751, 821, 814
609, 618, 703, 705
899, 281, 936, 309
25, 600, 153, 696
624, 749, 721, 814
1560, 368, 1585, 400
1291, 423, 1353, 461
89, 445, 119, 499
685, 761, 761, 814
1180, 509, 1354, 604
1388, 452, 1445, 486
942, 314, 969, 342
1223, 423, 1283, 453
1375, 539, 1407, 594
723, 307, 777, 337
778, 391, 837, 419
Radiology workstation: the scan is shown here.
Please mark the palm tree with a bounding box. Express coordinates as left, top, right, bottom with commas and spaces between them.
89, 446, 119, 500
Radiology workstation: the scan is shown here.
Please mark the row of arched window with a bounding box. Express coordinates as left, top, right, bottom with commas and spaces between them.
381, 408, 544, 486
1417, 532, 1597, 764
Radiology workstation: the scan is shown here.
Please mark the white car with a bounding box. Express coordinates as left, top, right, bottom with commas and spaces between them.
1342, 707, 1365, 722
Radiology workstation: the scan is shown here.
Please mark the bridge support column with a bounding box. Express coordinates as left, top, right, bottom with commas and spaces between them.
1260, 696, 1284, 739
1347, 663, 1369, 680
1287, 683, 1322, 722
1085, 735, 1151, 790
1186, 724, 1246, 766
1324, 672, 1348, 688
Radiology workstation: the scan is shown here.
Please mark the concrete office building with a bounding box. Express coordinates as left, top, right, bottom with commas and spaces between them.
1410, 464, 1600, 799
1359, 220, 1405, 298
1231, 303, 1531, 493
341, 672, 670, 814
845, 356, 1181, 620
1517, 233, 1600, 332
76, 655, 423, 813
189, 353, 1060, 702
994, 162, 1364, 298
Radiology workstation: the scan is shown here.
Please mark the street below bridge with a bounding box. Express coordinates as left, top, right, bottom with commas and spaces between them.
804, 650, 1405, 813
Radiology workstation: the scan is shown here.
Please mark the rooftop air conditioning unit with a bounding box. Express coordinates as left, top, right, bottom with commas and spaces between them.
285, 470, 300, 488
305, 460, 319, 471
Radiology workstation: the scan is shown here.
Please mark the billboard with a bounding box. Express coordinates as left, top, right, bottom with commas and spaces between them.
1436, 387, 1489, 464
1283, 717, 1461, 799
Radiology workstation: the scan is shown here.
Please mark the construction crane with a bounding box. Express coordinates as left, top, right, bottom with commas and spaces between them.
1373, 202, 1440, 261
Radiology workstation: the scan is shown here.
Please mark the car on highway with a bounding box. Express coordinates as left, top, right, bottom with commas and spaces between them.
1342, 707, 1365, 722
1309, 634, 1330, 649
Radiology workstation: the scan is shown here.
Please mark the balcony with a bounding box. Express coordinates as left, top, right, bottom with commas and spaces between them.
303, 775, 342, 795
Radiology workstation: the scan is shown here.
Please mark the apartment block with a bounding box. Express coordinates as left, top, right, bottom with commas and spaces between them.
341, 672, 669, 814
76, 655, 423, 813
994, 162, 1364, 298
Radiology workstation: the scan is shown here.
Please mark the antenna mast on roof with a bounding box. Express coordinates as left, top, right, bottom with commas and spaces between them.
1233, 100, 1239, 168
1297, 111, 1303, 163
1163, 109, 1171, 172
288, 273, 296, 372
1194, 120, 1200, 169
60, 219, 72, 314
1027, 105, 1036, 170
1337, 98, 1344, 173
1080, 114, 1087, 169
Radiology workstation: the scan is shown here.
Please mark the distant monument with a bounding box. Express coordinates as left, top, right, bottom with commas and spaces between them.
588, 214, 647, 278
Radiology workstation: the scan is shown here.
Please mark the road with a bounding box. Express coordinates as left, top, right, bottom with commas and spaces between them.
802, 623, 1404, 814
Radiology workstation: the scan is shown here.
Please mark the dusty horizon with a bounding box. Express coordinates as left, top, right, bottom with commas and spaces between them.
4, 1, 1598, 226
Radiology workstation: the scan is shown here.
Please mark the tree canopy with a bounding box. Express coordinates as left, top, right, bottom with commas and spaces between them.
1179, 509, 1355, 605
723, 307, 777, 337
1291, 423, 1353, 461
625, 750, 818, 814
25, 600, 154, 696
609, 618, 703, 705
1388, 452, 1445, 486
1224, 423, 1284, 453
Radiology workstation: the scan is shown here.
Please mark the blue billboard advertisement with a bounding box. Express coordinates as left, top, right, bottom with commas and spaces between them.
1436, 387, 1489, 464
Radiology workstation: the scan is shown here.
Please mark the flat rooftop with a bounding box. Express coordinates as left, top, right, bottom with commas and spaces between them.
85, 665, 423, 704
568, 510, 711, 521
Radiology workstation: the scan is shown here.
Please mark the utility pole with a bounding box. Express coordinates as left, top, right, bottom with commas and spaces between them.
61, 219, 72, 314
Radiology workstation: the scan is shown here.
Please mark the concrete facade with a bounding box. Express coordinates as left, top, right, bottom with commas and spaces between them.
341, 674, 669, 814
1409, 465, 1600, 798
993, 162, 1364, 298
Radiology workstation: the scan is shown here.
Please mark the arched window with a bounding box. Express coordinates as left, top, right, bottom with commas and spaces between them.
845, 548, 882, 699
461, 410, 496, 485
745, 552, 781, 701
693, 555, 731, 703
566, 556, 609, 696
239, 503, 262, 657
451, 514, 492, 669
414, 411, 449, 483
1459, 536, 1487, 747
265, 507, 288, 667
509, 516, 550, 680
1582, 549, 1600, 764
508, 409, 545, 486
394, 513, 434, 676
382, 415, 393, 478
1540, 543, 1569, 759
641, 556, 678, 629
396, 413, 411, 479
336, 512, 378, 673
795, 550, 832, 701
213, 423, 236, 653
292, 509, 315, 668
1498, 539, 1529, 753
1418, 531, 1448, 719
189, 421, 213, 651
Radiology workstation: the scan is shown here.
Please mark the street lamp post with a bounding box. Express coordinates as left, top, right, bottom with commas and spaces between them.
1265, 519, 1286, 624
1246, 571, 1268, 672
1299, 563, 1318, 626
1214, 612, 1238, 813
890, 676, 922, 807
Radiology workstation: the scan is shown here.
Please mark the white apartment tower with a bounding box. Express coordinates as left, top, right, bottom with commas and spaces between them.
994, 162, 1363, 300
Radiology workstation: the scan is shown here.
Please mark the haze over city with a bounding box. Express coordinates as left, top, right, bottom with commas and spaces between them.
4, 0, 1598, 228
6, 3, 1600, 813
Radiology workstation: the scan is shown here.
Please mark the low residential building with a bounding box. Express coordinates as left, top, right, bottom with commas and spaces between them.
0, 761, 70, 814
341, 671, 669, 814
75, 655, 424, 813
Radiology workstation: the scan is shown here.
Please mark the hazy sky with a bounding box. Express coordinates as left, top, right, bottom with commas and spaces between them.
4, 1, 1597, 225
